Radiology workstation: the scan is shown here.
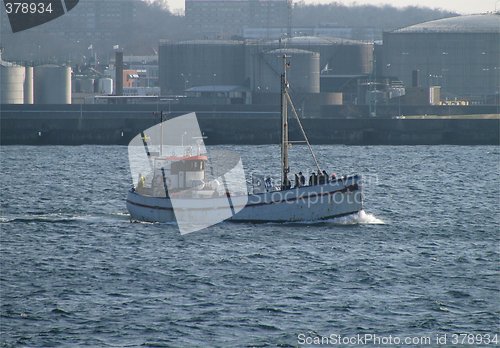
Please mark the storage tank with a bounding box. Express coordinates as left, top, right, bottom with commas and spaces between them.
252, 48, 320, 94
98, 78, 113, 95
24, 66, 33, 104
80, 78, 95, 93
72, 78, 81, 93
159, 40, 246, 94
380, 14, 500, 99
34, 65, 72, 104
1, 63, 25, 104
261, 37, 373, 75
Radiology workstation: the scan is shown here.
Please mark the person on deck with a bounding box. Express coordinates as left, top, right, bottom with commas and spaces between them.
294, 173, 300, 188
299, 172, 305, 187
322, 170, 329, 183
309, 171, 317, 186
318, 170, 326, 184
137, 173, 145, 191
265, 176, 272, 191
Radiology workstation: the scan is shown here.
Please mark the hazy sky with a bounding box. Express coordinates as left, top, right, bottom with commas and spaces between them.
165, 0, 497, 14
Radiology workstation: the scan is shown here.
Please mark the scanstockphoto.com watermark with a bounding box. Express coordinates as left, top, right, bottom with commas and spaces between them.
245, 173, 377, 208
252, 187, 364, 208
298, 333, 432, 346
297, 332, 499, 346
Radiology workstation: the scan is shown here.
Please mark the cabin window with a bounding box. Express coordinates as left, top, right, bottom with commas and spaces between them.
171, 160, 205, 174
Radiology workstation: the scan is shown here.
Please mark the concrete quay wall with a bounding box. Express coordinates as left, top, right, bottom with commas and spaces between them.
1, 104, 498, 145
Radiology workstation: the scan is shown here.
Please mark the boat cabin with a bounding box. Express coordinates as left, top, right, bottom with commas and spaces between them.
150, 155, 208, 195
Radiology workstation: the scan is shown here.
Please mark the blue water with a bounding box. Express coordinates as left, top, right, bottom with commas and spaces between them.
1, 145, 499, 347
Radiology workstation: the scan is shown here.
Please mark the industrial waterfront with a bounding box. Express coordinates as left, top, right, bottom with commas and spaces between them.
1, 12, 499, 145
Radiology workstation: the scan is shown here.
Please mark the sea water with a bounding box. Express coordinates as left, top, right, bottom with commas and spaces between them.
1, 145, 498, 347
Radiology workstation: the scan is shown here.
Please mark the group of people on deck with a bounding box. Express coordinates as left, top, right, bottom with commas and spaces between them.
292, 169, 337, 189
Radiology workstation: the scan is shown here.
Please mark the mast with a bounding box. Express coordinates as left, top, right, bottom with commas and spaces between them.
281, 54, 289, 190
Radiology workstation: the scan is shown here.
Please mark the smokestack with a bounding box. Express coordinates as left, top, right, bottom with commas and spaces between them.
115, 50, 123, 96
412, 69, 419, 87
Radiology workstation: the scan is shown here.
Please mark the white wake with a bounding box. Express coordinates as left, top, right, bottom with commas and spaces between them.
327, 210, 385, 225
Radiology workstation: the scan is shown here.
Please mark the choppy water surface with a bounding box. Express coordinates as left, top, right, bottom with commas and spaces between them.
1, 145, 499, 347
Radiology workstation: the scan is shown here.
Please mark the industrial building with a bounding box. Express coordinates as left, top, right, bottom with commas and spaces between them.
159, 37, 373, 99
3, 12, 499, 113
159, 40, 247, 95
185, 0, 289, 39
0, 0, 137, 63
379, 13, 500, 103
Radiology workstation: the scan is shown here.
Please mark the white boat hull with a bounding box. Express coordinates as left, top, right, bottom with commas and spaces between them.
126, 175, 363, 224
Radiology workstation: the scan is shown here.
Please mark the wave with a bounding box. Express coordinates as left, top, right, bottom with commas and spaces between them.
291, 210, 385, 226
0, 215, 79, 224
0, 212, 131, 224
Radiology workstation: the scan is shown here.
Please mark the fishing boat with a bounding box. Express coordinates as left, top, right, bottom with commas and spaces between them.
126, 55, 363, 233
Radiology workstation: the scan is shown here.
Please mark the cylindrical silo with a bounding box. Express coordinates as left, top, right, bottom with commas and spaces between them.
34, 65, 72, 104
98, 78, 113, 95
24, 66, 34, 104
1, 64, 25, 104
73, 78, 81, 93
253, 48, 320, 94
80, 78, 95, 93
159, 40, 246, 95
264, 37, 374, 75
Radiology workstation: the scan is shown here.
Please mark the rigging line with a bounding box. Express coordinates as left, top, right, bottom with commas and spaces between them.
285, 91, 321, 172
